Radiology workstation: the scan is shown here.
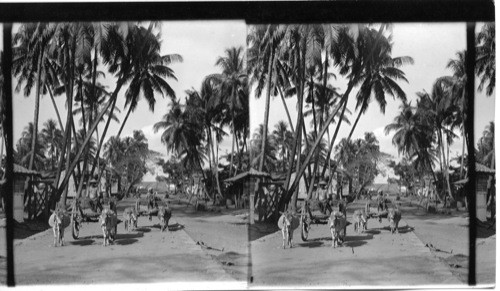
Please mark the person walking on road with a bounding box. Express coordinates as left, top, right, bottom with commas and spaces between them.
318, 180, 331, 214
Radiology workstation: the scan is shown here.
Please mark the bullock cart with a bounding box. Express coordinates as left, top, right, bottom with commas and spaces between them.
70, 196, 117, 239
135, 195, 165, 217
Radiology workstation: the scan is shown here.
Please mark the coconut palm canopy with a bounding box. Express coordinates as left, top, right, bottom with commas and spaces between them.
250, 23, 495, 185
11, 21, 248, 205
13, 21, 247, 167
248, 23, 495, 211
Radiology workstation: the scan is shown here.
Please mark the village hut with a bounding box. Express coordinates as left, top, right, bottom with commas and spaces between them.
453, 163, 495, 221
12, 164, 41, 222
475, 163, 495, 221
224, 168, 271, 223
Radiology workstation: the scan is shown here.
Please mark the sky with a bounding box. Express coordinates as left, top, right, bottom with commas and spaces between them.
249, 23, 496, 183
10, 21, 247, 181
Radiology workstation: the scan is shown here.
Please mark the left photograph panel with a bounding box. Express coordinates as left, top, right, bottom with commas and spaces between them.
9, 21, 249, 286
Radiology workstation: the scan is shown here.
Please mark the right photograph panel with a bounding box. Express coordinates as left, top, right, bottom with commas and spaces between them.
247, 23, 495, 288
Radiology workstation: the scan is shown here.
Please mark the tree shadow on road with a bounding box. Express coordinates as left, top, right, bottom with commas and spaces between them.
69, 239, 94, 246
114, 238, 139, 245
134, 227, 152, 232
346, 234, 373, 241
343, 240, 367, 248
168, 223, 185, 231
371, 225, 414, 234
364, 229, 381, 235
115, 232, 144, 240
297, 241, 324, 248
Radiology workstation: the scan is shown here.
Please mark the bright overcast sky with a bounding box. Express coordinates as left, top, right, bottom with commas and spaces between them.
11, 21, 246, 179
249, 23, 496, 182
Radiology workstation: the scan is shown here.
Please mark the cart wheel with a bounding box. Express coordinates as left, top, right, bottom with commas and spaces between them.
300, 215, 309, 241
300, 203, 309, 241
71, 214, 80, 240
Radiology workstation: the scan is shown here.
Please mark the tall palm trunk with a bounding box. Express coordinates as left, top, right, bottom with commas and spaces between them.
229, 116, 236, 176
58, 78, 125, 199
46, 86, 64, 132
277, 86, 294, 133
347, 100, 367, 141
437, 128, 452, 201
291, 85, 352, 201
116, 104, 133, 138
320, 95, 349, 178
29, 49, 44, 170
290, 38, 308, 212
460, 121, 466, 178
214, 133, 223, 201
208, 126, 222, 200
258, 48, 275, 172
60, 36, 75, 207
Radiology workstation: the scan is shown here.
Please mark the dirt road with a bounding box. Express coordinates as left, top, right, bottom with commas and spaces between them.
12, 198, 243, 287
249, 199, 464, 288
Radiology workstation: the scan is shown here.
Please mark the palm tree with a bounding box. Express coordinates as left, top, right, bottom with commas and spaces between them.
476, 23, 495, 96
15, 122, 47, 170
13, 23, 57, 170
348, 28, 414, 139
287, 24, 412, 207
154, 97, 208, 189
247, 25, 286, 173
272, 120, 293, 172
385, 102, 439, 196
211, 46, 247, 176
417, 77, 459, 202
446, 50, 469, 178
41, 119, 64, 170
477, 121, 495, 169
116, 24, 183, 138
56, 23, 162, 204
251, 124, 278, 172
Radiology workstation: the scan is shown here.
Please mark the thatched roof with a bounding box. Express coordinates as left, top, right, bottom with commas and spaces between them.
13, 164, 40, 176
224, 168, 271, 183
476, 163, 495, 174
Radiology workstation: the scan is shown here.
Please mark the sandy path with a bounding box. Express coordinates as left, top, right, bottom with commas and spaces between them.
249, 200, 463, 288
168, 199, 250, 281
400, 197, 495, 285
12, 198, 241, 287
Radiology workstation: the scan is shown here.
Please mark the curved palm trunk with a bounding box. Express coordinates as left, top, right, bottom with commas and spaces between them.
280, 98, 302, 215
116, 104, 133, 138
58, 79, 125, 200
291, 86, 351, 201
347, 103, 365, 141
320, 95, 349, 178
46, 86, 64, 132
277, 86, 294, 133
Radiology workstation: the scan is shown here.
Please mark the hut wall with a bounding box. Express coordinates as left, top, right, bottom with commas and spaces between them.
476, 174, 489, 221
14, 177, 25, 222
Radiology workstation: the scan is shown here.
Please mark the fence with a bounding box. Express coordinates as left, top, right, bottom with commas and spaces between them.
23, 181, 58, 221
